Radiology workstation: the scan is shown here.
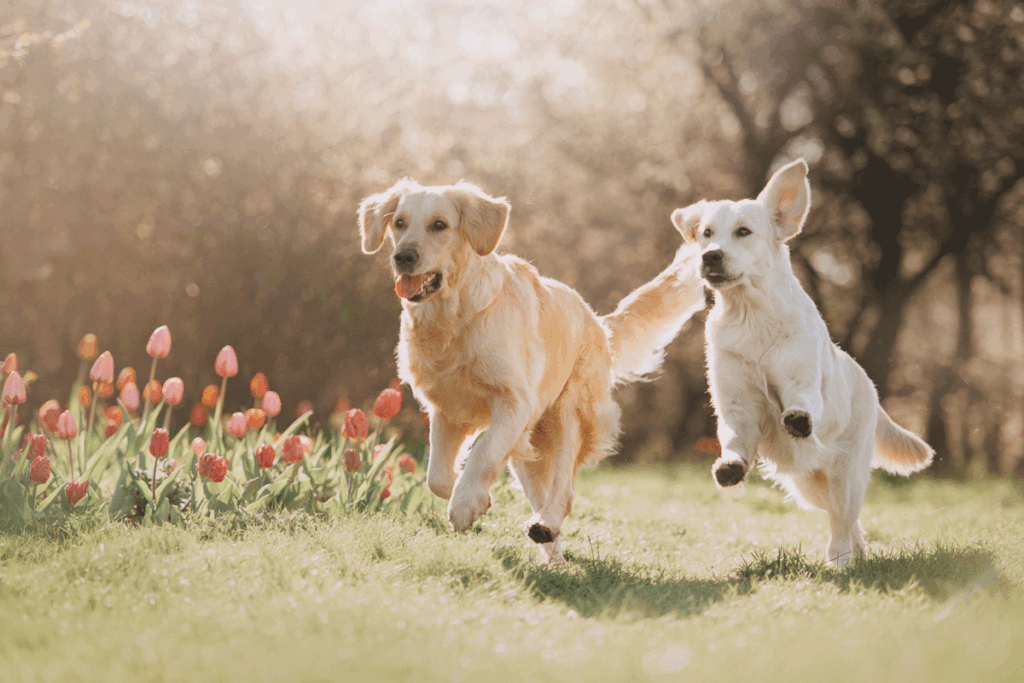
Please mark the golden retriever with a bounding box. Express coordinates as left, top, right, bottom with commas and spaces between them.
359, 179, 704, 561
671, 159, 933, 567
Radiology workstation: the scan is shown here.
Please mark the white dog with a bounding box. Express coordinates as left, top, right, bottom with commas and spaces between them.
359, 180, 705, 561
671, 159, 933, 567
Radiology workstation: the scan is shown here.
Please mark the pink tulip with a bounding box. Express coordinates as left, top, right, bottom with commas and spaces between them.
214, 346, 238, 378
90, 351, 114, 385
146, 325, 172, 358
191, 437, 206, 459
262, 391, 281, 417
227, 412, 247, 438
162, 377, 184, 405
120, 381, 140, 412
2, 371, 26, 405
57, 410, 78, 440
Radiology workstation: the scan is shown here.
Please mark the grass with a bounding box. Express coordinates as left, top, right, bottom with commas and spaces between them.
1, 464, 1022, 682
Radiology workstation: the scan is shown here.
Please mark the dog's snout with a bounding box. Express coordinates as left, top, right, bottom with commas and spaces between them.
393, 247, 420, 272
702, 249, 724, 267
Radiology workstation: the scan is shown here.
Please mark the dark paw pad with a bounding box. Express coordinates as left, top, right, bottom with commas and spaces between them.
713, 460, 747, 487
527, 523, 555, 544
783, 410, 812, 438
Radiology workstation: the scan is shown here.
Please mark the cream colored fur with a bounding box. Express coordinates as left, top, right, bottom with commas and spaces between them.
359, 179, 705, 562
671, 159, 933, 568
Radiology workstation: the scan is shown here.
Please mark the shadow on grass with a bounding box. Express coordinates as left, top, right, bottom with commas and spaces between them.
735, 541, 1009, 600
494, 545, 736, 619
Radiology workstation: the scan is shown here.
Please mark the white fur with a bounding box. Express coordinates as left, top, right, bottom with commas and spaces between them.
672, 159, 934, 568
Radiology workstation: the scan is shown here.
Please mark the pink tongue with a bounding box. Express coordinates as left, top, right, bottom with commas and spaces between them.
395, 273, 425, 300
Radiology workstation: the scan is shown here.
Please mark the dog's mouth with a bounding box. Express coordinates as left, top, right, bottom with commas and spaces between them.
395, 272, 443, 302
700, 266, 736, 288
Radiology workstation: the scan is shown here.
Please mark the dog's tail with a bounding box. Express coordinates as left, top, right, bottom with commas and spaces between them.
601, 244, 705, 384
873, 404, 934, 475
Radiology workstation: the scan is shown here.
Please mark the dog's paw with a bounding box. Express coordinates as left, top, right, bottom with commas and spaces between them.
527, 522, 555, 544
782, 409, 812, 438
712, 458, 747, 487
447, 488, 492, 533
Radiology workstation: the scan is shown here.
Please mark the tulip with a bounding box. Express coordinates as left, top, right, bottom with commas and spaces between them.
162, 378, 184, 405
201, 385, 219, 408
116, 367, 136, 391
214, 346, 238, 378
146, 326, 171, 359
227, 412, 247, 438
255, 443, 275, 468
29, 433, 46, 460
104, 419, 119, 438
150, 428, 169, 458
261, 391, 281, 417
65, 480, 88, 505
145, 380, 162, 404
342, 409, 369, 441
90, 351, 114, 385
190, 403, 208, 427
343, 448, 360, 473
39, 400, 61, 432
246, 408, 266, 430
281, 434, 303, 463
296, 400, 313, 417
2, 352, 17, 375
379, 467, 394, 501
57, 410, 78, 440
106, 405, 124, 426
2, 371, 26, 405
398, 453, 416, 474
198, 453, 227, 482
191, 437, 206, 459
120, 381, 140, 413
30, 456, 50, 484
373, 388, 402, 420
97, 381, 113, 398
250, 372, 268, 399
77, 334, 98, 361
334, 397, 351, 413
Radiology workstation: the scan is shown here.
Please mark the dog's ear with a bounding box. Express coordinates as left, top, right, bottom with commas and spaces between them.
671, 201, 707, 243
757, 159, 810, 241
358, 179, 416, 254
448, 183, 510, 256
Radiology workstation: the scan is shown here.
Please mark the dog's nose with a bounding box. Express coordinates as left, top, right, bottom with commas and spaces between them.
393, 248, 420, 272
702, 250, 724, 267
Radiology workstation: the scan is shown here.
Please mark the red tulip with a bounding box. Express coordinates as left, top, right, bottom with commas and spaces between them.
261, 391, 281, 417
343, 448, 360, 473
398, 453, 416, 474
296, 400, 313, 417
116, 367, 136, 391
30, 456, 50, 484
105, 419, 119, 438
39, 399, 61, 432
342, 409, 369, 441
255, 443, 275, 468
2, 371, 26, 405
373, 388, 402, 420
57, 410, 77, 440
146, 325, 172, 358
191, 437, 206, 459
281, 434, 303, 463
120, 381, 140, 412
227, 412, 247, 438
198, 453, 227, 482
201, 385, 219, 408
145, 380, 162, 404
65, 480, 88, 505
190, 403, 208, 427
2, 352, 17, 374
29, 433, 47, 460
379, 468, 394, 500
250, 372, 268, 399
214, 346, 238, 378
149, 428, 169, 458
246, 408, 266, 430
90, 351, 114, 385
76, 333, 98, 361
162, 377, 184, 405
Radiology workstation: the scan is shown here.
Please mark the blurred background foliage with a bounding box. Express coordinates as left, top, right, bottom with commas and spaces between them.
1, 0, 1022, 476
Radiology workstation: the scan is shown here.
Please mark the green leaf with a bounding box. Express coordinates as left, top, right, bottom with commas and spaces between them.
154, 462, 186, 506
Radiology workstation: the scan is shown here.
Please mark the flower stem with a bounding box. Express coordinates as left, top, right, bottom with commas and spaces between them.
141, 356, 158, 425
151, 454, 159, 506
84, 382, 98, 474
212, 375, 228, 455
66, 438, 75, 481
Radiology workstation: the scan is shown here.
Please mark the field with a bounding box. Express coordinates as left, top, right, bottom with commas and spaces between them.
1, 464, 1022, 683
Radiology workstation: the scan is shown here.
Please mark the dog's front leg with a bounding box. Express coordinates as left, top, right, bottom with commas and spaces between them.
448, 397, 532, 532
772, 363, 824, 441
426, 414, 469, 500
708, 358, 762, 487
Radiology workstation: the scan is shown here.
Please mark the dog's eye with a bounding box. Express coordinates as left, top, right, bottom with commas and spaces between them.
431, 220, 448, 232
394, 218, 405, 230
702, 227, 712, 238
735, 226, 751, 237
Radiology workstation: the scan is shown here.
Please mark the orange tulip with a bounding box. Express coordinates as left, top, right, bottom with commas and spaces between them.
250, 372, 268, 399
145, 380, 162, 404
97, 381, 114, 398
246, 408, 266, 430
76, 334, 98, 361
373, 388, 402, 420
190, 403, 208, 427
2, 352, 17, 375
78, 385, 92, 409
201, 385, 219, 408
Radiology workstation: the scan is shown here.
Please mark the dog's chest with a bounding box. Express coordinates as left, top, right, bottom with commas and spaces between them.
399, 326, 492, 426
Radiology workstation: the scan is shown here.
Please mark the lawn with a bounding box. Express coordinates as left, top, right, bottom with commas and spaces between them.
1, 464, 1022, 683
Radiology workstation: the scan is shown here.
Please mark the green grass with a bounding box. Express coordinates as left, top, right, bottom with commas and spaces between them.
1, 464, 1022, 682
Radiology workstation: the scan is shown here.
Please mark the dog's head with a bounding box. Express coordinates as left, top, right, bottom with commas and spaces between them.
358, 180, 510, 303
671, 159, 810, 291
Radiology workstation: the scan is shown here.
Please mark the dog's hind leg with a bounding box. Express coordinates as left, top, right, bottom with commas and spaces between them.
521, 404, 579, 563
822, 456, 870, 568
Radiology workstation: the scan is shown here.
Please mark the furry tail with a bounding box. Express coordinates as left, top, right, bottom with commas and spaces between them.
873, 404, 934, 475
601, 243, 705, 384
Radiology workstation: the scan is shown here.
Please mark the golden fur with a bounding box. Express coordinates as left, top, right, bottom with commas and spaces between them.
359, 180, 704, 561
